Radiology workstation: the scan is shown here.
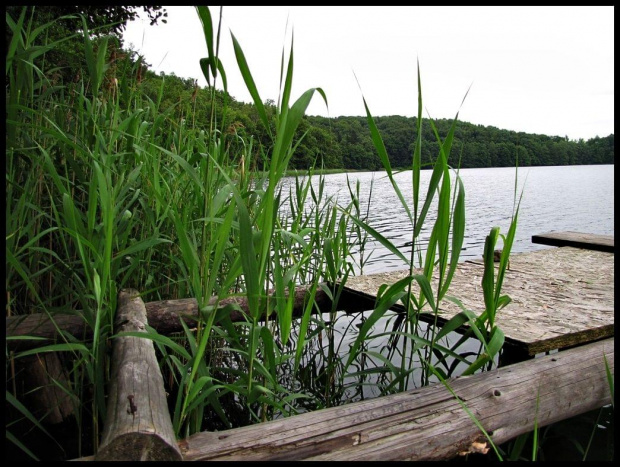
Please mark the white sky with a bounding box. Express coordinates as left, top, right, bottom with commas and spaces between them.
123, 6, 614, 141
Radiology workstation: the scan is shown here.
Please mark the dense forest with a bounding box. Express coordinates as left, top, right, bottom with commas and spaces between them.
136, 70, 614, 171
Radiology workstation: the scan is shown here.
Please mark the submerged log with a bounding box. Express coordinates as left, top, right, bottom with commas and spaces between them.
5, 285, 349, 352
95, 289, 181, 461
179, 338, 614, 461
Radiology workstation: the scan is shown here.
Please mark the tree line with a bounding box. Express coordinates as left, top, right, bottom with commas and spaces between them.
7, 5, 614, 172
137, 70, 614, 170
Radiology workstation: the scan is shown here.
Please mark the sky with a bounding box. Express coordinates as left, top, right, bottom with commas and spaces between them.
122, 6, 614, 141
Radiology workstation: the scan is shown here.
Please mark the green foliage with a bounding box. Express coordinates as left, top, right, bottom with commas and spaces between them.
339, 63, 520, 394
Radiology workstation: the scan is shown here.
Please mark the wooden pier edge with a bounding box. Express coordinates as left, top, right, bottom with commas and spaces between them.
178, 338, 614, 461
95, 289, 182, 461
532, 231, 614, 252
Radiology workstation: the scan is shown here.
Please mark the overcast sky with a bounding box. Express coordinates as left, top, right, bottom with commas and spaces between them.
122, 6, 614, 141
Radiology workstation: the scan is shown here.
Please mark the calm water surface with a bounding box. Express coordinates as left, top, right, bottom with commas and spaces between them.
283, 164, 614, 274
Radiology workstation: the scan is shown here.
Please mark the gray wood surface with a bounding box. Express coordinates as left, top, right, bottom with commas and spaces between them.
342, 247, 614, 355
180, 338, 614, 461
95, 289, 182, 461
532, 231, 614, 252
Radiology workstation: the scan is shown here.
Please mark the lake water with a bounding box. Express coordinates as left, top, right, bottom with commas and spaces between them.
282, 164, 614, 274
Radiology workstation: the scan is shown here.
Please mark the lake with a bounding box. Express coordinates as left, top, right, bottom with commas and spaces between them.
282, 164, 614, 274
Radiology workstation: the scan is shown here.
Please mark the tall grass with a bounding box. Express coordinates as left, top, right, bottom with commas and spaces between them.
5, 5, 357, 455
337, 65, 520, 395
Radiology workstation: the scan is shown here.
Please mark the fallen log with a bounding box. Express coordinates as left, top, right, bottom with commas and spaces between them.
5, 284, 361, 352
95, 289, 182, 461
178, 338, 614, 461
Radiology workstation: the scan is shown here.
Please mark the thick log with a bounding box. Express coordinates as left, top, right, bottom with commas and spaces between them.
95, 289, 181, 461
144, 283, 338, 332
5, 285, 345, 352
179, 338, 614, 461
6, 313, 93, 352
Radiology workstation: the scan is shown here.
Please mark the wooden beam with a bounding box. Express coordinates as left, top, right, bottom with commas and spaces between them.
5, 285, 345, 352
532, 231, 614, 252
95, 289, 182, 461
179, 338, 614, 461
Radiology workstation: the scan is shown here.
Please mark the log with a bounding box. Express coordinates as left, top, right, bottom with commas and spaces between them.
95, 289, 182, 461
16, 352, 75, 425
5, 285, 345, 352
179, 338, 614, 461
6, 313, 93, 352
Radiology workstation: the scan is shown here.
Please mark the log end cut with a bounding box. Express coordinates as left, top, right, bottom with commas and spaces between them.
95, 432, 182, 461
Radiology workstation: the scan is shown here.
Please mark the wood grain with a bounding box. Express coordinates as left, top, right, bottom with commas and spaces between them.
95, 289, 182, 461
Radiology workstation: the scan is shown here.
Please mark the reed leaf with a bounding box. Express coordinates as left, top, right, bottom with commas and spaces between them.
439, 175, 465, 301
360, 92, 413, 224
230, 32, 270, 138
482, 226, 500, 328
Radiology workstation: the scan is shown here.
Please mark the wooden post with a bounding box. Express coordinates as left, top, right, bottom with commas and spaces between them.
95, 289, 182, 461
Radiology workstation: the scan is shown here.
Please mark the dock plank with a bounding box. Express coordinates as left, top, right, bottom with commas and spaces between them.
180, 338, 614, 461
342, 247, 614, 355
532, 231, 614, 252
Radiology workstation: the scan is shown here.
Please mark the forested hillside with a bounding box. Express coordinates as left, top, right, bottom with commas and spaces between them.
135, 70, 614, 171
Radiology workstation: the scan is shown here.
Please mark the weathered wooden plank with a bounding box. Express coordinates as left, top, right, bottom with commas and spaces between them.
532, 231, 614, 252
179, 338, 614, 461
5, 285, 338, 352
95, 289, 182, 461
342, 247, 614, 355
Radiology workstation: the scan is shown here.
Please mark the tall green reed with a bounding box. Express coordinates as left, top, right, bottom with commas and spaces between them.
154, 6, 349, 437
342, 63, 520, 392
6, 7, 177, 456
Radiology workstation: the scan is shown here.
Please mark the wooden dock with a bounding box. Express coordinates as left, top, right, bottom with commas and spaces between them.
532, 230, 614, 252
342, 244, 614, 356
176, 231, 614, 461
